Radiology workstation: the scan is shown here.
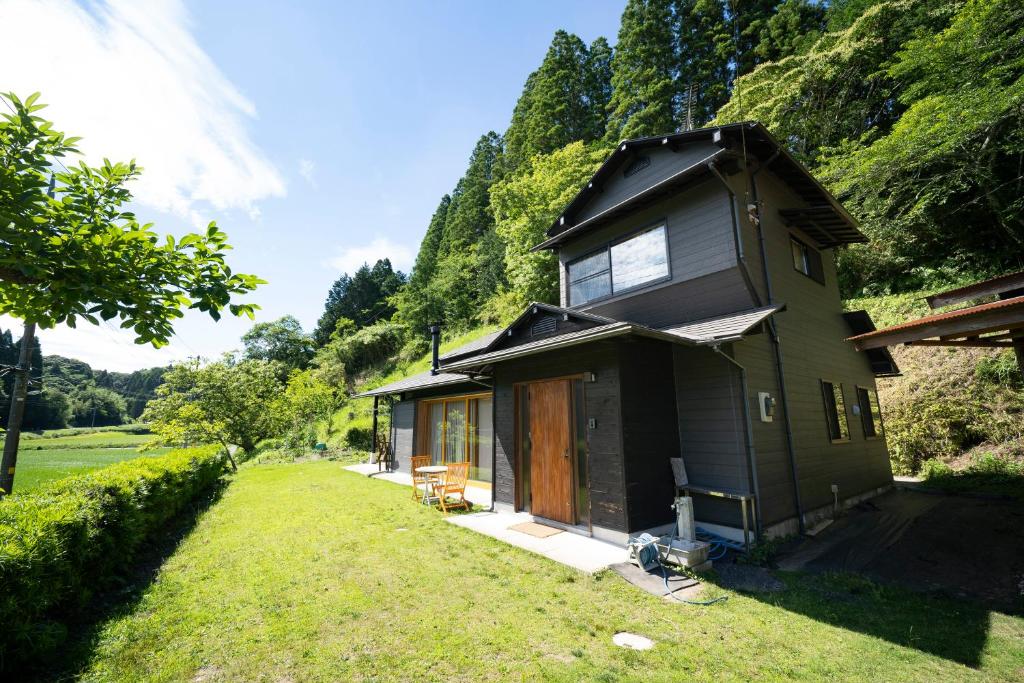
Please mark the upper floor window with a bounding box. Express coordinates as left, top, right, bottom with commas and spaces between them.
567, 224, 669, 306
791, 236, 825, 285
856, 386, 883, 438
821, 380, 850, 442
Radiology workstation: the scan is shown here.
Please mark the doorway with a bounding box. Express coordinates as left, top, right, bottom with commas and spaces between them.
517, 378, 588, 526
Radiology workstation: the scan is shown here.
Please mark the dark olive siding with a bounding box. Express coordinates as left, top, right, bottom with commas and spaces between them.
672, 344, 753, 526
391, 400, 415, 474
733, 331, 796, 526
558, 178, 756, 325
738, 167, 893, 520
618, 338, 680, 531
492, 341, 626, 531
573, 142, 722, 223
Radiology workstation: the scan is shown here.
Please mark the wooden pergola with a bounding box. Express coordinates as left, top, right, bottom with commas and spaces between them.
847, 271, 1024, 376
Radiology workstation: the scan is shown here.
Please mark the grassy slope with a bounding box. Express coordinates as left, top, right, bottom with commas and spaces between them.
328, 326, 500, 446
18, 430, 155, 450
12, 447, 172, 493
76, 462, 1023, 682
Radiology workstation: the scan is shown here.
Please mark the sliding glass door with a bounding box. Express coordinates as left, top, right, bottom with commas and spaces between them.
417, 393, 493, 483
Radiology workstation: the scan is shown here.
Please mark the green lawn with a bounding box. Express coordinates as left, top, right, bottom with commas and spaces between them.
65, 461, 1023, 682
11, 447, 171, 493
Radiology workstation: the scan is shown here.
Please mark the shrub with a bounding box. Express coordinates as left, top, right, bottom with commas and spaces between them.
342, 424, 373, 452
0, 445, 227, 669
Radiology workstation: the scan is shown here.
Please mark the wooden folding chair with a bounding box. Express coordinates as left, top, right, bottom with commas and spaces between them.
410, 455, 431, 501
434, 461, 470, 513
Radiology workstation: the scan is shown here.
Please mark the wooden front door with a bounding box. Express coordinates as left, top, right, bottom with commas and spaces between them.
527, 379, 574, 524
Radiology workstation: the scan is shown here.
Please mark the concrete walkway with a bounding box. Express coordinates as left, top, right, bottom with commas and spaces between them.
447, 511, 629, 573
343, 463, 492, 507
343, 463, 629, 573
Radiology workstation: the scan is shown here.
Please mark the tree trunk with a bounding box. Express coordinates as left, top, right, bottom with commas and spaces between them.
0, 322, 37, 497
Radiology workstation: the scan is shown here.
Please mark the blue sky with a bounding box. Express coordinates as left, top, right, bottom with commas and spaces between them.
1, 0, 624, 371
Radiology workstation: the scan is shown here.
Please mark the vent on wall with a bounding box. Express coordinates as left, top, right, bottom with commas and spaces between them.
530, 315, 557, 337
623, 156, 651, 178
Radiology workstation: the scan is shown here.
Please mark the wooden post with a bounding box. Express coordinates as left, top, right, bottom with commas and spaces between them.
371, 394, 379, 470
0, 322, 36, 497
1014, 339, 1024, 381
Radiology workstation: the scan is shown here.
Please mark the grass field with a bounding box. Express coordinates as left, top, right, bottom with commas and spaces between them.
18, 430, 155, 450
11, 446, 173, 493
66, 461, 1023, 682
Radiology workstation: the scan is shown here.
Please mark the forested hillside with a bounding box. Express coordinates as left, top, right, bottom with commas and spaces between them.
0, 326, 166, 430
296, 0, 1023, 472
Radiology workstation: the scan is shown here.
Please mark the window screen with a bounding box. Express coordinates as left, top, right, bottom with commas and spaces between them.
611, 225, 669, 292
791, 236, 825, 284
821, 380, 850, 442
857, 387, 883, 437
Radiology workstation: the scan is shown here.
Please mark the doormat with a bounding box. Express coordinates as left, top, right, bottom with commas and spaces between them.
509, 521, 563, 538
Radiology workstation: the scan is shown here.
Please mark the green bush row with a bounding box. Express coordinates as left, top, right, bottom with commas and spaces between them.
0, 445, 227, 669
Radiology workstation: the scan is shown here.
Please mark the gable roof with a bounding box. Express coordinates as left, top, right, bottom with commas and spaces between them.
438, 330, 503, 362
538, 121, 864, 251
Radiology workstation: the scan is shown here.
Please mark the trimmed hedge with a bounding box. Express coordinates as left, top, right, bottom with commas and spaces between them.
0, 445, 227, 668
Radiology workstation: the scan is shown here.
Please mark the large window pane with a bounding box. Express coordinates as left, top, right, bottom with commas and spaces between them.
568, 250, 609, 281
429, 402, 444, 464
470, 397, 493, 482
445, 400, 466, 463
569, 272, 611, 306
567, 250, 611, 306
611, 225, 668, 292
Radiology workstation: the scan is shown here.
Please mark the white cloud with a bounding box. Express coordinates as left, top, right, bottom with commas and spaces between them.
0, 0, 285, 221
0, 315, 190, 373
326, 238, 415, 275
298, 158, 317, 189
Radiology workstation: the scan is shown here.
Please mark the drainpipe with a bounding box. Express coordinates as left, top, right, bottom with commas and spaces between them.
711, 344, 763, 538
749, 148, 806, 534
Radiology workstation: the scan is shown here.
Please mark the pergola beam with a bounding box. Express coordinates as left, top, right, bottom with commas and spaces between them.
905, 339, 1015, 348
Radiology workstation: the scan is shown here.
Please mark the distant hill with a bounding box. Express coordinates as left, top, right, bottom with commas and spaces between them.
0, 325, 167, 430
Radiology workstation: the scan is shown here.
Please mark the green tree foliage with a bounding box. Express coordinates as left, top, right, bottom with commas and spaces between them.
0, 93, 262, 346
504, 32, 613, 171
242, 315, 315, 373
144, 357, 285, 460
607, 0, 678, 139
398, 133, 505, 335
280, 369, 336, 453
314, 259, 405, 346
489, 142, 610, 320
753, 0, 827, 64
69, 385, 126, 427
313, 321, 406, 387
823, 0, 1024, 292
715, 0, 954, 163
94, 365, 166, 418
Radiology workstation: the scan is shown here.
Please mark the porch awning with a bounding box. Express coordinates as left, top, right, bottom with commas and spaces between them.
353, 370, 483, 398
847, 295, 1024, 351
442, 306, 785, 372
657, 305, 784, 345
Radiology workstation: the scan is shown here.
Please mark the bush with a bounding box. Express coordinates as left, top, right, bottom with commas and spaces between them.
343, 424, 373, 452
920, 451, 1024, 500
0, 445, 227, 669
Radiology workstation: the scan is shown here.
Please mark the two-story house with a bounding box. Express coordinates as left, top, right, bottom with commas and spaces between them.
359, 122, 898, 544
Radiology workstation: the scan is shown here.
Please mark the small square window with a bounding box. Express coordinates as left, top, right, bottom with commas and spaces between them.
821, 380, 850, 442
791, 236, 825, 285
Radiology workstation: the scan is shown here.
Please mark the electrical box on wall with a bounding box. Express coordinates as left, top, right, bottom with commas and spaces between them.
758, 392, 776, 422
